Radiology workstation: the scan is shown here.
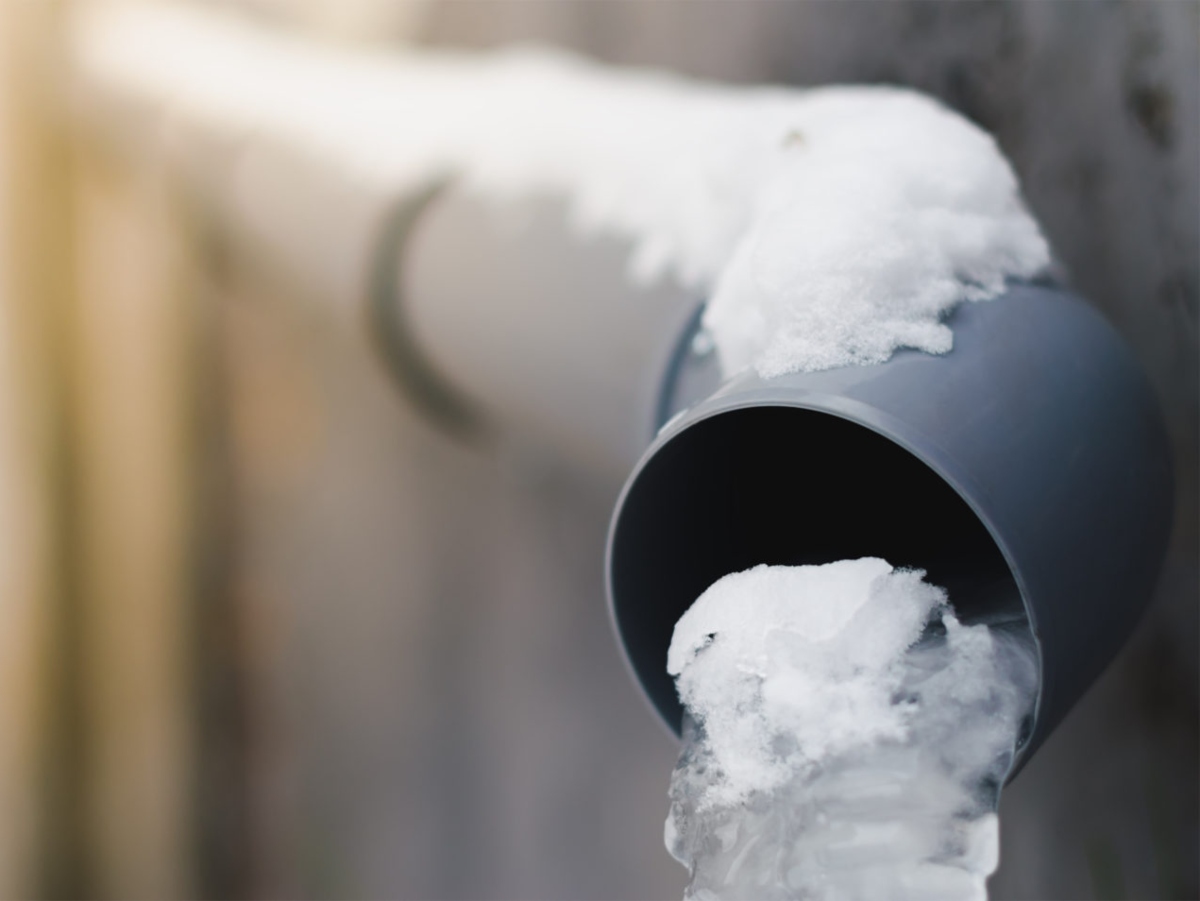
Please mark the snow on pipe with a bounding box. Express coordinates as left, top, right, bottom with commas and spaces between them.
73, 1, 1174, 776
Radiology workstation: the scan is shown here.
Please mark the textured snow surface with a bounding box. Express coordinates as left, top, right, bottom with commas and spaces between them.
666, 560, 1038, 900
74, 2, 1051, 378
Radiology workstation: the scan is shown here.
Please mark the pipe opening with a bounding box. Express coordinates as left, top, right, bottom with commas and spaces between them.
609, 405, 1031, 737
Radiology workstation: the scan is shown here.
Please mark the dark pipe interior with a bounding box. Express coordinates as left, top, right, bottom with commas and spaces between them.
609, 405, 1027, 736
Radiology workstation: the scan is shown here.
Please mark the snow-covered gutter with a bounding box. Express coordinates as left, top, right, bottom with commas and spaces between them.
72, 0, 1172, 780
72, 0, 1049, 380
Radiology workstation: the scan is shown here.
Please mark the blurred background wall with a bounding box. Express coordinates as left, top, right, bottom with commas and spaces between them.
0, 1, 1195, 899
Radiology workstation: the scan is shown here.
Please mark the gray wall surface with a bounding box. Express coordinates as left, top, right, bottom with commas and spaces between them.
219, 3, 1198, 898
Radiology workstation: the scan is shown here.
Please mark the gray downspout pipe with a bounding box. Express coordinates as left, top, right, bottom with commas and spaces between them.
381, 184, 1174, 778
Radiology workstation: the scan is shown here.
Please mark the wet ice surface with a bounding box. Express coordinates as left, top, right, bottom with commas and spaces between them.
666, 560, 1038, 901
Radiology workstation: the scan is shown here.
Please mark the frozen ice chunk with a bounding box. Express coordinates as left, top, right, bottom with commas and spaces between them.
666, 560, 1038, 901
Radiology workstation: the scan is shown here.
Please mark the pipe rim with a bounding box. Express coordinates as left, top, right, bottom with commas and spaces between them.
605, 384, 1043, 778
